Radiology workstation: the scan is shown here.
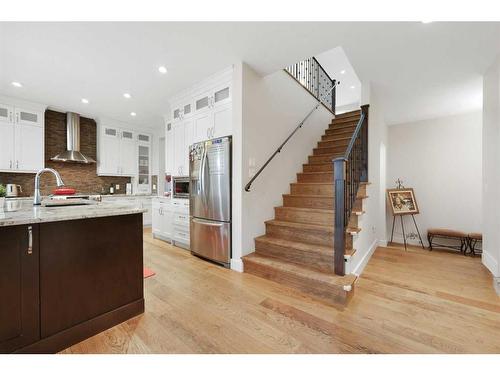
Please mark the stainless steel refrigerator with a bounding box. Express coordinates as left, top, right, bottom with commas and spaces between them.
189, 136, 231, 266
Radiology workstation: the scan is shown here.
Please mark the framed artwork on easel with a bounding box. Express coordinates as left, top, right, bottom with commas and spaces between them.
387, 188, 419, 215
388, 180, 424, 251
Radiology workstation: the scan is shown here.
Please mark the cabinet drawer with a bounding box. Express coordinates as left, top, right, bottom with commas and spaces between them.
173, 212, 189, 224
173, 229, 190, 243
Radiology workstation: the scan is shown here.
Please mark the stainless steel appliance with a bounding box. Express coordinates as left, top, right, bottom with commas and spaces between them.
173, 176, 190, 199
5, 184, 22, 197
51, 112, 96, 163
189, 136, 231, 267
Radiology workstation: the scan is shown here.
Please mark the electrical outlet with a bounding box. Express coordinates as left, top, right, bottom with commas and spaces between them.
249, 157, 256, 167
115, 184, 120, 190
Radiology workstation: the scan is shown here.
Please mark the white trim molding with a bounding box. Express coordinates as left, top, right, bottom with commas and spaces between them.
494, 277, 500, 296
482, 251, 498, 277
352, 239, 379, 276
230, 258, 244, 272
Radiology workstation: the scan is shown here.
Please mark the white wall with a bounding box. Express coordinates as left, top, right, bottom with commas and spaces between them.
482, 56, 500, 284
230, 64, 333, 268
347, 83, 388, 275
386, 112, 482, 246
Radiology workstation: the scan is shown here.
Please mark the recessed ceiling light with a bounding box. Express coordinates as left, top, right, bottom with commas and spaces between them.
123, 93, 131, 99
81, 98, 89, 104
158, 66, 168, 74
11, 81, 22, 88
421, 20, 433, 24
340, 70, 346, 74
350, 85, 355, 89
130, 112, 137, 117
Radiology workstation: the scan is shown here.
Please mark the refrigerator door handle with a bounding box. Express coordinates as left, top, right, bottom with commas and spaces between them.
192, 218, 224, 227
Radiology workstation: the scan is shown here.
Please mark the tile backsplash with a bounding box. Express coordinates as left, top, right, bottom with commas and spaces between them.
0, 110, 130, 197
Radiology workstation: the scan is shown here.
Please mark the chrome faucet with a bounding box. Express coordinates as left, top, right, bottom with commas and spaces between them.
33, 168, 65, 205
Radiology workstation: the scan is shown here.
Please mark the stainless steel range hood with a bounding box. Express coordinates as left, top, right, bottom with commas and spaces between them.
51, 112, 96, 164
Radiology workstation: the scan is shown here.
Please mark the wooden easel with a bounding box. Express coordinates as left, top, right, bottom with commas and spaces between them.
389, 179, 425, 251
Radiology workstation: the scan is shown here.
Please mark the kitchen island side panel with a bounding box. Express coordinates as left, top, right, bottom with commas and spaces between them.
39, 213, 143, 338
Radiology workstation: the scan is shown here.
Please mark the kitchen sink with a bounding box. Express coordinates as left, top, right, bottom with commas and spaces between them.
42, 199, 95, 207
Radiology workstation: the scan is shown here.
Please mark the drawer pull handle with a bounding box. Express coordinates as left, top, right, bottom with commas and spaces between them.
27, 226, 33, 255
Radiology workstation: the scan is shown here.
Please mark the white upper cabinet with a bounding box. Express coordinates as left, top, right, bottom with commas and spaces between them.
120, 129, 137, 176
0, 99, 45, 173
98, 123, 151, 181
165, 66, 233, 177
99, 126, 121, 175
137, 133, 152, 194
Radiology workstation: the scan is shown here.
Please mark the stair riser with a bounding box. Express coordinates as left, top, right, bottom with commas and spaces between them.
242, 259, 351, 305
336, 111, 361, 119
275, 207, 333, 226
283, 195, 333, 210
314, 146, 346, 155
331, 118, 360, 126
318, 139, 350, 148
266, 222, 333, 247
322, 134, 353, 142
302, 163, 333, 172
325, 127, 355, 136
255, 240, 334, 272
297, 173, 333, 183
308, 155, 343, 164
290, 183, 333, 195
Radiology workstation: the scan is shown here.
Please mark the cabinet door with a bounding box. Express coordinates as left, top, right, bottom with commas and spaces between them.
120, 130, 137, 176
173, 122, 186, 176
0, 225, 40, 353
15, 107, 42, 127
212, 102, 232, 139
0, 103, 14, 125
137, 143, 151, 193
0, 121, 15, 171
152, 201, 162, 235
193, 90, 211, 115
183, 118, 194, 174
193, 110, 212, 143
163, 203, 173, 239
15, 123, 44, 172
212, 81, 232, 108
165, 123, 174, 175
99, 127, 121, 175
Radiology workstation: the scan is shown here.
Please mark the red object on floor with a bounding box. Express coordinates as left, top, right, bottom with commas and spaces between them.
143, 267, 156, 279
53, 187, 76, 195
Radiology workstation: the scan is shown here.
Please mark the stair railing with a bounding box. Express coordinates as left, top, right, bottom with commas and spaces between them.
333, 104, 369, 275
244, 80, 338, 192
285, 56, 336, 114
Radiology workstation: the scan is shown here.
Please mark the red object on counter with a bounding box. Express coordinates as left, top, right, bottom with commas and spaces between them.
53, 187, 76, 195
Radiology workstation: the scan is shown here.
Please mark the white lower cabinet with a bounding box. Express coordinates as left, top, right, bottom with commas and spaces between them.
152, 198, 173, 241
152, 198, 190, 248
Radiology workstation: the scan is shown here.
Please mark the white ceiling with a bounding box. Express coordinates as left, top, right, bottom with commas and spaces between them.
315, 47, 361, 108
1, 22, 499, 127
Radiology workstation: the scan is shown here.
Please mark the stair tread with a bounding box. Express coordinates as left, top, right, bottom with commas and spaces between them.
283, 193, 334, 198
299, 171, 333, 175
276, 205, 333, 214
266, 219, 333, 232
256, 235, 333, 255
244, 253, 357, 286
291, 182, 333, 185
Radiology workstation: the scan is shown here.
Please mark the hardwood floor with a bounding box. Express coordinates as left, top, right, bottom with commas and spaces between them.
61, 229, 500, 354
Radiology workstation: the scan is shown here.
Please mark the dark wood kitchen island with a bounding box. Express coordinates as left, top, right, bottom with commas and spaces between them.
0, 200, 145, 353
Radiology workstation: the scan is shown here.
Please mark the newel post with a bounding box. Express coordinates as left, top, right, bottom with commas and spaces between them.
360, 104, 369, 183
333, 157, 347, 276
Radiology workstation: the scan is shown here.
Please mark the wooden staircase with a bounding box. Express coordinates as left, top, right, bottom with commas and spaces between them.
242, 109, 368, 305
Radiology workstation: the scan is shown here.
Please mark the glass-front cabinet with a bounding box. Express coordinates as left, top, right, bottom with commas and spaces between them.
137, 133, 151, 194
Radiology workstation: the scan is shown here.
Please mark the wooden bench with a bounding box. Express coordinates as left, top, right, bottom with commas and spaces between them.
467, 232, 483, 256
427, 228, 468, 253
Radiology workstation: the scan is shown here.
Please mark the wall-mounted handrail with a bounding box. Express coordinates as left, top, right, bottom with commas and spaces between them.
244, 80, 338, 192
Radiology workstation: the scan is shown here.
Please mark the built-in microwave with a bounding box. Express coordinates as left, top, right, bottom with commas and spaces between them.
173, 176, 190, 199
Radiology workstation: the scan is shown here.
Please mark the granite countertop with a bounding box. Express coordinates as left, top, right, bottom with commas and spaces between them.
0, 199, 146, 227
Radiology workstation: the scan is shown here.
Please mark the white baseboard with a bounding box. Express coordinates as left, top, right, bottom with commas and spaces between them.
482, 250, 499, 277
352, 239, 379, 276
230, 258, 244, 272
494, 277, 500, 296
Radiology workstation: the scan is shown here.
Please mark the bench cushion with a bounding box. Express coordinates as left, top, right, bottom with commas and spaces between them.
469, 232, 482, 240
428, 228, 468, 238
